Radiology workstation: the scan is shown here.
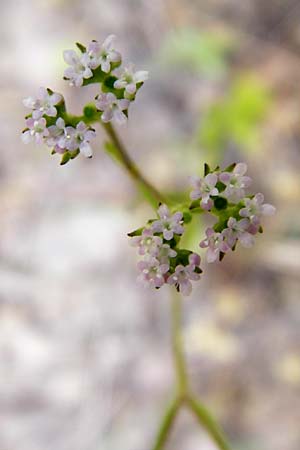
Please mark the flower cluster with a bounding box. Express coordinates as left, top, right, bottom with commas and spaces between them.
22, 35, 148, 163
64, 35, 148, 126
22, 88, 96, 163
129, 204, 202, 296
63, 35, 122, 87
129, 162, 275, 295
190, 163, 276, 263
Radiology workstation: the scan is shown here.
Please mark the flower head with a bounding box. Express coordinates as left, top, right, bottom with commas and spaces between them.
200, 228, 230, 263
130, 229, 163, 256
114, 64, 148, 98
151, 204, 184, 240
63, 121, 96, 157
219, 163, 252, 203
63, 49, 93, 87
190, 173, 218, 210
223, 217, 254, 248
23, 87, 62, 119
85, 35, 121, 74
22, 117, 49, 145
46, 117, 67, 154
167, 253, 201, 296
239, 193, 275, 232
137, 257, 169, 289
96, 92, 130, 125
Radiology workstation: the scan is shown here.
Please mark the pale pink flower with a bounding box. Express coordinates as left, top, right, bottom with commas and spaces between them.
114, 64, 148, 98
137, 257, 169, 289
23, 87, 62, 119
151, 204, 184, 240
200, 228, 230, 263
219, 163, 252, 203
167, 254, 201, 296
96, 93, 130, 125
190, 173, 218, 210
22, 117, 49, 145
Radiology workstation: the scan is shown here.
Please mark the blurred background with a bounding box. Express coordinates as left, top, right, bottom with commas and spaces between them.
1, 0, 300, 449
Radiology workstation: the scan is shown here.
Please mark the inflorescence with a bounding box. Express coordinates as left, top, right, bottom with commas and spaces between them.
129, 163, 275, 296
21, 35, 275, 298
21, 35, 148, 164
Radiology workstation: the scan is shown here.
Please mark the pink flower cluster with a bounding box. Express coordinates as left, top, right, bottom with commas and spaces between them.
190, 163, 252, 210
130, 163, 275, 295
63, 35, 148, 126
192, 164, 276, 263
22, 88, 96, 159
130, 205, 202, 296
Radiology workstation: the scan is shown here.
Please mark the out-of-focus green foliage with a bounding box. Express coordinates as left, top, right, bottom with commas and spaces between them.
160, 28, 234, 77
199, 76, 271, 162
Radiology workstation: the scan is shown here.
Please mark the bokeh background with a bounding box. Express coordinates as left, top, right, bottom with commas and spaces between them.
1, 0, 300, 449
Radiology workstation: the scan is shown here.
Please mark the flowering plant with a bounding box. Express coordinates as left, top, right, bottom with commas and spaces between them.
22, 35, 275, 450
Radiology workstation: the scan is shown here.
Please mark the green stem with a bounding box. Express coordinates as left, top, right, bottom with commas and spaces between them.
98, 122, 233, 450
150, 397, 182, 450
171, 290, 188, 396
101, 122, 167, 207
186, 396, 233, 450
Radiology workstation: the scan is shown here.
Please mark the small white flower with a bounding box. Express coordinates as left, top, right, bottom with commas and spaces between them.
239, 193, 276, 226
167, 254, 201, 296
96, 92, 130, 125
63, 121, 96, 157
200, 228, 230, 263
219, 163, 252, 203
46, 117, 67, 154
190, 173, 218, 210
63, 49, 93, 87
84, 35, 122, 74
130, 229, 163, 257
114, 64, 148, 98
23, 87, 62, 119
151, 204, 184, 241
223, 217, 255, 248
137, 257, 169, 289
22, 117, 49, 145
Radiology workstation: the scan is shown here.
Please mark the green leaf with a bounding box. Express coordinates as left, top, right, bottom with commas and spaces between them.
76, 42, 86, 53
204, 163, 211, 176
60, 152, 71, 165
127, 227, 144, 237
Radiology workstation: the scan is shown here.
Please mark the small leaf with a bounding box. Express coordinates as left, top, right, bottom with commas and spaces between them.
60, 152, 71, 165
219, 251, 226, 261
70, 149, 80, 160
127, 227, 144, 237
223, 162, 236, 172
204, 163, 211, 176
76, 42, 86, 53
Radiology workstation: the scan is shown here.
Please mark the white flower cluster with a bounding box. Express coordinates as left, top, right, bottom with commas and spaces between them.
130, 204, 202, 296
22, 88, 96, 159
63, 35, 148, 126
190, 163, 276, 263
129, 163, 275, 296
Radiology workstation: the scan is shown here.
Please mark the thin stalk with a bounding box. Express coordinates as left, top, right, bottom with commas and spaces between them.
101, 122, 166, 207
186, 396, 233, 450
150, 397, 182, 450
171, 290, 188, 396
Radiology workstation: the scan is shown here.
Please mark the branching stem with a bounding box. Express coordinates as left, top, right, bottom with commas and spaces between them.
101, 124, 234, 450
